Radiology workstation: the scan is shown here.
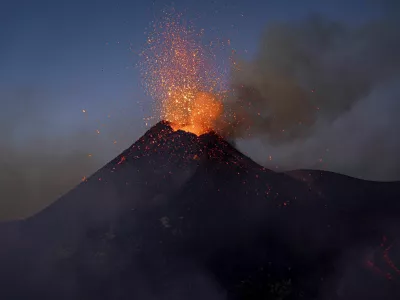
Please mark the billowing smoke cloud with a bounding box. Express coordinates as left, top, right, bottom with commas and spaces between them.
2, 9, 399, 222
222, 15, 400, 181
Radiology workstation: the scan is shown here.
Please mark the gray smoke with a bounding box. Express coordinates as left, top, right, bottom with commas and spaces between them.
223, 15, 400, 180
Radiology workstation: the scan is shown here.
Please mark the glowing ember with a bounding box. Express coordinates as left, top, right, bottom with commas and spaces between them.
117, 156, 126, 165
140, 9, 225, 136
164, 91, 223, 135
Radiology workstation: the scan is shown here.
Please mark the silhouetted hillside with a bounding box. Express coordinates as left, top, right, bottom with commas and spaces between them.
1, 121, 399, 300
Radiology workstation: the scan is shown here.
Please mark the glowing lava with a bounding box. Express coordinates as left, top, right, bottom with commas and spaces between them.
140, 9, 226, 136
164, 90, 223, 135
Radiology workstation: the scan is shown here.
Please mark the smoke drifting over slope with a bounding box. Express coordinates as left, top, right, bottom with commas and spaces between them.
223, 15, 400, 180
1, 11, 399, 220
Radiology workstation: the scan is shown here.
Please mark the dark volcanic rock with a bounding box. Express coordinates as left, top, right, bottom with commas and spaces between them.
1, 121, 400, 300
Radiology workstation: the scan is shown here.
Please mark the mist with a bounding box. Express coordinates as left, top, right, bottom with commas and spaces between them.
1, 8, 400, 222
0, 86, 146, 220
223, 15, 400, 181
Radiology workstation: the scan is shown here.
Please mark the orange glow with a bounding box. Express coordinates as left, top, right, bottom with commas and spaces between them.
140, 9, 226, 136
165, 91, 223, 135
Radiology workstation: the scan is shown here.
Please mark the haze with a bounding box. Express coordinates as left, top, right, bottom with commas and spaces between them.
1, 0, 399, 220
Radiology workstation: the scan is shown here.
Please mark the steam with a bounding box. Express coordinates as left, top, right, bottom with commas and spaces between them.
222, 15, 400, 180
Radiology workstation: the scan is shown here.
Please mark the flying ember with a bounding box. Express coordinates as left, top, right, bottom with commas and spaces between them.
140, 10, 225, 136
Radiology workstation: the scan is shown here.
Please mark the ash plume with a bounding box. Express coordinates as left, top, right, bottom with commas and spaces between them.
221, 14, 400, 180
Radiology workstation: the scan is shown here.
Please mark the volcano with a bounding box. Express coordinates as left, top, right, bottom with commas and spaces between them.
1, 121, 400, 300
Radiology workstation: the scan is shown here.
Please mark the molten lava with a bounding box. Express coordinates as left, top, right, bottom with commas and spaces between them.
164, 90, 223, 136
140, 9, 226, 136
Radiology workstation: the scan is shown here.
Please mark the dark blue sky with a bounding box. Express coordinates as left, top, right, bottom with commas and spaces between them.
1, 0, 386, 139
1, 0, 397, 218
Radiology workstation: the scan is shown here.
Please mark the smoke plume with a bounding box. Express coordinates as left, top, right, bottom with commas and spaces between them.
222, 14, 400, 180
2, 10, 399, 221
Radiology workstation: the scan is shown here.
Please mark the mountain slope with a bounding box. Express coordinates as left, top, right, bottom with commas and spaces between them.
0, 121, 399, 300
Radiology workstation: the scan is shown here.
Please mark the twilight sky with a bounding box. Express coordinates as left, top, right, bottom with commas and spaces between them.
0, 0, 398, 219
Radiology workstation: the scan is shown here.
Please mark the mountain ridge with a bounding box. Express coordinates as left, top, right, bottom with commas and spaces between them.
0, 120, 399, 299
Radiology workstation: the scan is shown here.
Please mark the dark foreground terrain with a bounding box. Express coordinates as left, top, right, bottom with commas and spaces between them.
1, 121, 399, 299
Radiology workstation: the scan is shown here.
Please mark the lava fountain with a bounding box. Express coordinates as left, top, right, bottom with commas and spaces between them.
140, 10, 226, 136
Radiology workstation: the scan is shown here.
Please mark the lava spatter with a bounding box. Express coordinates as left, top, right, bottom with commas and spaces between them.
140, 9, 226, 136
